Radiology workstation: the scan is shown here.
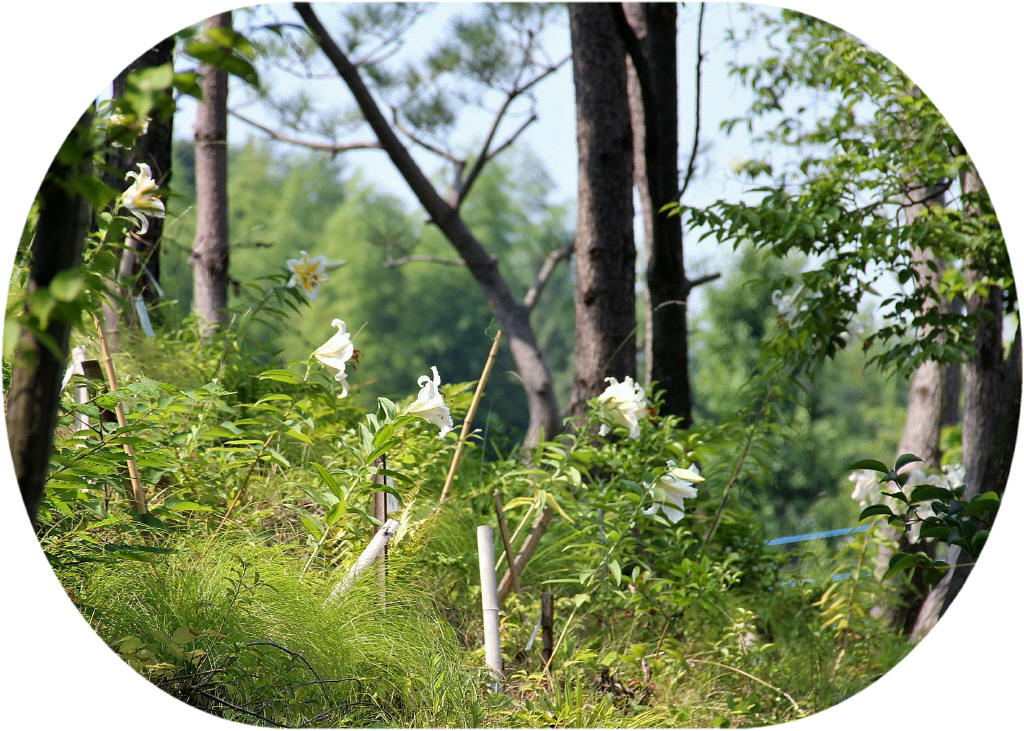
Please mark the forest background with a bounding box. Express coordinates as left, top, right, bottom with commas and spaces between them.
1, 0, 1022, 729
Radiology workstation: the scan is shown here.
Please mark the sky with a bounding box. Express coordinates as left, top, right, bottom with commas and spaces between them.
2, 2, 1024, 730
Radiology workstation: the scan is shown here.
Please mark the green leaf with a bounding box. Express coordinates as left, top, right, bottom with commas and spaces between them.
883, 551, 926, 580
171, 627, 197, 644
848, 458, 889, 473
258, 369, 300, 384
909, 484, 954, 503
607, 559, 622, 586
894, 453, 923, 471
859, 504, 895, 521
49, 269, 85, 302
311, 462, 340, 492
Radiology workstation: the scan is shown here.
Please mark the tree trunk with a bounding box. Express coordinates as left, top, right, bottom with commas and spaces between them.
568, 3, 636, 416
872, 184, 953, 631
118, 37, 174, 308
910, 164, 1021, 640
622, 2, 691, 425
6, 113, 92, 525
294, 3, 562, 445
191, 13, 231, 335
101, 37, 175, 345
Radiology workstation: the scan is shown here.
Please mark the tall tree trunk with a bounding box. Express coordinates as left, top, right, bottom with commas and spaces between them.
7, 114, 92, 525
191, 13, 231, 335
294, 3, 562, 445
873, 185, 952, 631
910, 164, 1021, 640
620, 2, 691, 425
101, 37, 176, 345
568, 3, 636, 416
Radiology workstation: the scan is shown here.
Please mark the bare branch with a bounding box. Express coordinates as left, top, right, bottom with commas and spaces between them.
677, 3, 706, 201
229, 108, 380, 155
390, 107, 463, 164
683, 271, 721, 294
453, 57, 567, 208
382, 254, 467, 268
523, 243, 573, 311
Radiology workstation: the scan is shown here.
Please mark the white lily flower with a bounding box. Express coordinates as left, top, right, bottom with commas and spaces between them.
644, 462, 704, 523
313, 319, 355, 397
406, 365, 453, 437
286, 250, 330, 301
121, 163, 165, 235
596, 376, 647, 439
849, 469, 880, 507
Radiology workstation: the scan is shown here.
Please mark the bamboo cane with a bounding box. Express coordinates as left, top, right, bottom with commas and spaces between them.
92, 313, 147, 514
439, 330, 503, 502
492, 489, 520, 597
476, 524, 502, 691
325, 518, 400, 604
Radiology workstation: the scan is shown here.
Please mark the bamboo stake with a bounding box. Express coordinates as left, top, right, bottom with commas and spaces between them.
498, 505, 552, 603
325, 518, 400, 604
476, 524, 502, 691
370, 454, 388, 608
492, 489, 520, 597
92, 313, 147, 514
439, 330, 503, 502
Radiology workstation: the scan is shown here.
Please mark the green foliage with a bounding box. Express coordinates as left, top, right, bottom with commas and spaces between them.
683, 9, 1013, 376
853, 455, 999, 587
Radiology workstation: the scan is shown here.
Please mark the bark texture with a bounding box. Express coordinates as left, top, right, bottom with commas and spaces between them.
191, 13, 232, 334
568, 3, 636, 416
621, 3, 691, 424
101, 37, 175, 346
7, 115, 92, 524
294, 3, 561, 445
910, 165, 1022, 640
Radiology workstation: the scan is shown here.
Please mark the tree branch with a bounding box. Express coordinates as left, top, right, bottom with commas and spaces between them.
677, 3, 706, 201
456, 57, 567, 209
228, 107, 380, 155
382, 254, 467, 268
683, 271, 720, 294
523, 243, 573, 311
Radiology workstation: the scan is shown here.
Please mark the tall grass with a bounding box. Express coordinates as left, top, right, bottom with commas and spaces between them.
75, 535, 484, 726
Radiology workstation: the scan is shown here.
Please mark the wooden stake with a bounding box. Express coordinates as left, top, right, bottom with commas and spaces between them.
492, 489, 520, 597
440, 330, 503, 502
92, 313, 147, 514
498, 506, 552, 603
476, 524, 502, 691
540, 591, 554, 668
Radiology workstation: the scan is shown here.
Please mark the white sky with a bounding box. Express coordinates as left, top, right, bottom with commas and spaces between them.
2, 3, 1023, 730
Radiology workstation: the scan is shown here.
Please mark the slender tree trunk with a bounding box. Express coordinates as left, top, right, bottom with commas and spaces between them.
118, 37, 174, 308
101, 37, 176, 344
294, 3, 561, 445
568, 3, 636, 416
7, 113, 92, 525
622, 2, 691, 424
910, 164, 1021, 640
873, 185, 951, 631
191, 13, 231, 335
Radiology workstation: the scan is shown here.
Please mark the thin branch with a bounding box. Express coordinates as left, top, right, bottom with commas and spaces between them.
686, 657, 804, 716
677, 3, 707, 201
193, 690, 284, 727
390, 108, 462, 164
382, 254, 466, 268
228, 108, 380, 155
683, 271, 721, 294
456, 56, 568, 208
458, 111, 538, 210
523, 243, 573, 311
